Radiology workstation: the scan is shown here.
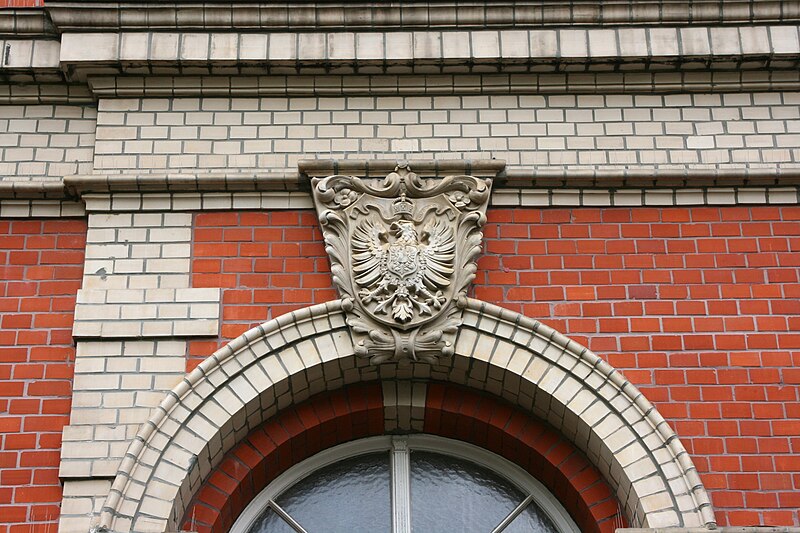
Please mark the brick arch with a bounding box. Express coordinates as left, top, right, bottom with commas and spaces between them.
97, 298, 715, 532
181, 382, 624, 533
182, 383, 386, 532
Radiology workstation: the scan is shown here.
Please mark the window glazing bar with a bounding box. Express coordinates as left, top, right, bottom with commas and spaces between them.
491, 494, 535, 533
268, 500, 308, 533
391, 437, 412, 533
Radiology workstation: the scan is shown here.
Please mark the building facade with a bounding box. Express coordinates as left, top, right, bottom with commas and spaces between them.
1, 1, 800, 532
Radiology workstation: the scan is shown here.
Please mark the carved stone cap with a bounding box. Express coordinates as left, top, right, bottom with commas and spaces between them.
299, 159, 506, 179
310, 161, 494, 365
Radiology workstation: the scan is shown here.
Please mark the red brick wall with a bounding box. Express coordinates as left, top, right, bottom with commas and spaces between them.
0, 219, 86, 533
0, 1, 44, 7
191, 206, 800, 527
189, 211, 335, 369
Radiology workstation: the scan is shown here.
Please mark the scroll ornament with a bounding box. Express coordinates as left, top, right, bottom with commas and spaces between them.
311, 163, 492, 364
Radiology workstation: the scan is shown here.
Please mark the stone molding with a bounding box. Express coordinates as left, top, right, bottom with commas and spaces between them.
3, 168, 799, 220
0, 37, 65, 84
0, 83, 93, 104
86, 71, 800, 98
299, 158, 506, 178
42, 1, 800, 31
493, 186, 800, 208
58, 26, 800, 80
52, 166, 800, 195
63, 171, 306, 196
96, 299, 714, 532
2, 5, 799, 102
0, 9, 55, 37
6, 69, 800, 103
59, 185, 800, 215
499, 167, 800, 188
0, 180, 71, 199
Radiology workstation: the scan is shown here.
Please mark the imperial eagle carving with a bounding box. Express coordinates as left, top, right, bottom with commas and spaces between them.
311, 162, 492, 365
353, 218, 454, 324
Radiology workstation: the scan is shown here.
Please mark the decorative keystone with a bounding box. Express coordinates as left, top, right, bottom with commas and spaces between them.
311, 161, 492, 365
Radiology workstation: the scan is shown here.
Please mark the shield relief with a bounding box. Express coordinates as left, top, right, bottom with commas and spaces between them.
311, 162, 493, 364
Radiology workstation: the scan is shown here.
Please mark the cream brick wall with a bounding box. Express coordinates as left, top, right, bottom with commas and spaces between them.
60, 207, 221, 532
0, 104, 96, 182
92, 93, 800, 174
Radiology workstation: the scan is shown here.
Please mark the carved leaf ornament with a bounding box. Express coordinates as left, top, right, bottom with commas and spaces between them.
311, 163, 492, 364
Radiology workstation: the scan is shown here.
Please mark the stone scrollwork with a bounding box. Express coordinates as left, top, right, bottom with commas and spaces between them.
311, 162, 492, 364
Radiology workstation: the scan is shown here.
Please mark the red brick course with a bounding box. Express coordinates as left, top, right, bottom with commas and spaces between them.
0, 219, 86, 533
191, 206, 800, 527
0, 1, 44, 7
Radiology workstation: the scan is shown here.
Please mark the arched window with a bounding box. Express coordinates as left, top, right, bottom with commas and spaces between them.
231, 435, 580, 533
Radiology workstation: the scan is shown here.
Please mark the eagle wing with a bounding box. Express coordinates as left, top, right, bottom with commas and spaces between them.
352, 219, 387, 288
420, 218, 455, 288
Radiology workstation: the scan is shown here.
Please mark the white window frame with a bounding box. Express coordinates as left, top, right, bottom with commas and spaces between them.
230, 434, 581, 533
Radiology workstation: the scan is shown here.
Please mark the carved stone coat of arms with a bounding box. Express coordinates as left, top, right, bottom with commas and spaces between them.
311, 163, 492, 365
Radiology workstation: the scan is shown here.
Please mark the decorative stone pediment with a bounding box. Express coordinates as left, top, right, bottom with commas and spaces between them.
310, 162, 493, 364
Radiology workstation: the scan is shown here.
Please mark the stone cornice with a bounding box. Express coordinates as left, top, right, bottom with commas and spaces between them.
62, 171, 306, 197
0, 9, 56, 38
4, 166, 799, 201
85, 71, 800, 99
0, 83, 92, 103
298, 158, 506, 178
2, 15, 799, 93
498, 167, 800, 188
0, 180, 71, 200
58, 26, 800, 81
44, 1, 800, 32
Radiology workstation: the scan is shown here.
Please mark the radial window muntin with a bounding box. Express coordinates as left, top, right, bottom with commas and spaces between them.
230, 434, 580, 533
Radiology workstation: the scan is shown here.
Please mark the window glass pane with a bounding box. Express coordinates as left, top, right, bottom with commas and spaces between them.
272, 453, 391, 533
503, 501, 560, 533
410, 451, 525, 532
246, 508, 297, 533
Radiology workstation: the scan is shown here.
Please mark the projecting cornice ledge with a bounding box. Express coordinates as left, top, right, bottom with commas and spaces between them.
5, 166, 800, 202
498, 167, 800, 188
298, 158, 506, 178
56, 26, 800, 81
0, 180, 71, 200
0, 9, 55, 37
42, 1, 800, 31
61, 171, 307, 197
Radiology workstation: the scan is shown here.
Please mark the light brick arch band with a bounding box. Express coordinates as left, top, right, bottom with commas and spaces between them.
97, 298, 715, 532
